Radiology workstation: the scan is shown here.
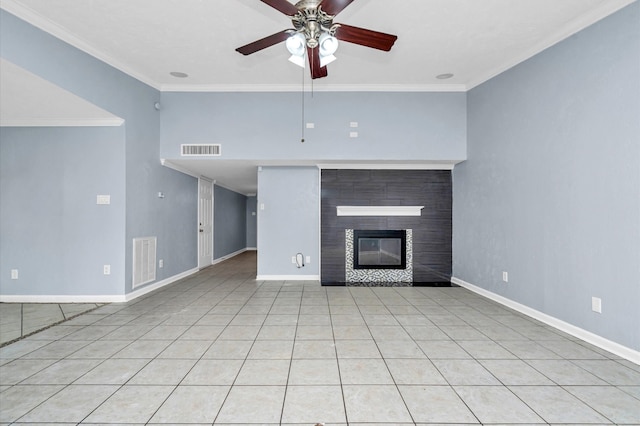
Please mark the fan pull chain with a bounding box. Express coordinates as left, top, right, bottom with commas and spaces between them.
301, 63, 305, 143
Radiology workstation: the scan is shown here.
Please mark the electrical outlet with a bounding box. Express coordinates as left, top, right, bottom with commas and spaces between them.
502, 271, 509, 282
306, 256, 311, 264
592, 297, 602, 313
159, 259, 164, 268
11, 269, 18, 280
103, 265, 111, 275
291, 256, 296, 264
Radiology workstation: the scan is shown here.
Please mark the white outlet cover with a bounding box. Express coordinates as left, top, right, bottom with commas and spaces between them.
11, 269, 18, 279
592, 297, 602, 313
306, 256, 311, 263
502, 271, 509, 282
97, 195, 111, 205
103, 265, 111, 275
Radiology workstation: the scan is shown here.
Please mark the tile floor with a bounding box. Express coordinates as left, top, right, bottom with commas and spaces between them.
1, 251, 639, 425
0, 302, 101, 345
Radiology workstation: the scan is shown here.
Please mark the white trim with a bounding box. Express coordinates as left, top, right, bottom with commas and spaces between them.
161, 159, 201, 178
0, 0, 162, 91
0, 117, 125, 127
451, 276, 640, 365
256, 275, 321, 281
0, 268, 199, 304
465, 0, 636, 89
337, 206, 423, 217
159, 83, 468, 93
0, 294, 127, 303
126, 267, 199, 302
317, 163, 457, 171
211, 248, 249, 266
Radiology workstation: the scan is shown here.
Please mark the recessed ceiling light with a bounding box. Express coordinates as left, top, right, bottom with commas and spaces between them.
170, 71, 189, 78
436, 73, 454, 80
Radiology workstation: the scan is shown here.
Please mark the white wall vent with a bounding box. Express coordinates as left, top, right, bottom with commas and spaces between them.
181, 144, 221, 156
133, 237, 156, 288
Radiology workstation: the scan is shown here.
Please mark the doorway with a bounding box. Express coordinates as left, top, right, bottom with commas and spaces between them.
198, 178, 213, 268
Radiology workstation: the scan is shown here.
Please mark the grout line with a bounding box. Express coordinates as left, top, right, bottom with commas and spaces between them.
57, 303, 66, 320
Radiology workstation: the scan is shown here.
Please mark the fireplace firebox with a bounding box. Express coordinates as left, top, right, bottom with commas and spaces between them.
353, 230, 407, 270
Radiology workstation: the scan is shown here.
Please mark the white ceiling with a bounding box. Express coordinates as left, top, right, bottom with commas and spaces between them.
1, 0, 635, 193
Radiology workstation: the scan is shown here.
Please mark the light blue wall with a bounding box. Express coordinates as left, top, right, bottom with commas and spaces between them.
0, 10, 198, 295
246, 196, 257, 249
257, 167, 319, 277
214, 185, 247, 259
159, 91, 467, 162
453, 3, 640, 350
0, 127, 126, 296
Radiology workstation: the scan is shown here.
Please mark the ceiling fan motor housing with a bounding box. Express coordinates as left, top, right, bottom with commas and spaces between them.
292, 0, 337, 48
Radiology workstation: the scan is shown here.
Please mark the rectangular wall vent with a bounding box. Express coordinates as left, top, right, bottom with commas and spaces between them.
181, 144, 221, 156
133, 237, 156, 288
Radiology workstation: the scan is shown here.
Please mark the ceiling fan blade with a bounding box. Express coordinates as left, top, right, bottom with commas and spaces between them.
260, 0, 299, 16
334, 24, 397, 51
320, 0, 356, 16
236, 30, 292, 55
307, 47, 328, 79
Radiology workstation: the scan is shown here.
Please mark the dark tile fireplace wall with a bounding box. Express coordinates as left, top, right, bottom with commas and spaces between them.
321, 169, 452, 285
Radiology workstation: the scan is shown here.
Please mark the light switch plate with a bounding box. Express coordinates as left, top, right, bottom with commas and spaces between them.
592, 297, 602, 313
97, 195, 111, 205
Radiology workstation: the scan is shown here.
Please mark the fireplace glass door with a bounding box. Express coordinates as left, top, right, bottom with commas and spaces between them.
353, 230, 406, 270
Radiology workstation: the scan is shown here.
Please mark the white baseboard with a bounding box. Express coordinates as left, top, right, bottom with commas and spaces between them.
451, 276, 640, 365
0, 267, 199, 304
0, 294, 127, 303
125, 267, 199, 302
211, 248, 250, 265
256, 275, 320, 281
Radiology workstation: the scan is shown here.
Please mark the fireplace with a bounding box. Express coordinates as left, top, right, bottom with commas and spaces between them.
353, 230, 406, 269
345, 229, 413, 284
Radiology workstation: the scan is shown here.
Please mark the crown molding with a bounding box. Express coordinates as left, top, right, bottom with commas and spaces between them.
0, 117, 124, 127
159, 83, 468, 93
0, 0, 162, 90
466, 0, 636, 90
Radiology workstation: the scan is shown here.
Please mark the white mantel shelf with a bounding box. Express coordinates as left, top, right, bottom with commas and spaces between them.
336, 206, 424, 217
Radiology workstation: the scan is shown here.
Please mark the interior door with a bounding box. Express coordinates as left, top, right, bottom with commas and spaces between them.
198, 178, 213, 268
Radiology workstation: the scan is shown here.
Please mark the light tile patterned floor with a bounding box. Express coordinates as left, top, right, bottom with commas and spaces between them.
0, 302, 100, 345
1, 251, 639, 425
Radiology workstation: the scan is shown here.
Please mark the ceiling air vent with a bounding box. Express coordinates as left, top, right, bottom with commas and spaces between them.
181, 144, 221, 156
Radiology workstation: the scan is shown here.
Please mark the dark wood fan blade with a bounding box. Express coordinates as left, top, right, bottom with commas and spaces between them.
334, 23, 397, 51
307, 47, 328, 79
260, 0, 299, 16
320, 0, 356, 16
236, 30, 292, 55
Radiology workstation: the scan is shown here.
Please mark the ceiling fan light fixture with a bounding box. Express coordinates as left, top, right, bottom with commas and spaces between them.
319, 33, 339, 56
286, 32, 306, 56
320, 53, 337, 67
288, 53, 306, 68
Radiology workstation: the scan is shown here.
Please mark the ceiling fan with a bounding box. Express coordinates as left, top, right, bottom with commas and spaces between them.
236, 0, 398, 79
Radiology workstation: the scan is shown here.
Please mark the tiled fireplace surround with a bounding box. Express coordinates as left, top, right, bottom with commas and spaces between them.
320, 169, 452, 285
